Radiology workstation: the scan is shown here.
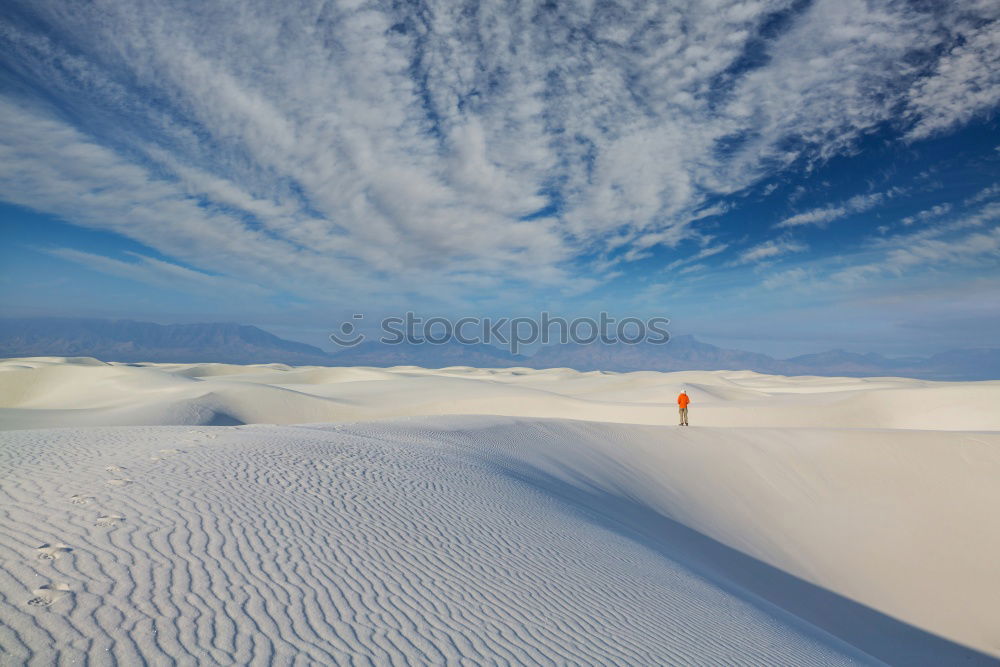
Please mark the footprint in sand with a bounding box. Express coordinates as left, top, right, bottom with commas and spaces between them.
105, 479, 133, 487
152, 448, 184, 461
36, 544, 73, 560
95, 514, 126, 528
27, 583, 73, 607
69, 494, 95, 505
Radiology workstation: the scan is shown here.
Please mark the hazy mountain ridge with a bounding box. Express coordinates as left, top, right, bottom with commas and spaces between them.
528, 336, 787, 373
328, 340, 529, 367
0, 317, 331, 364
1, 317, 998, 380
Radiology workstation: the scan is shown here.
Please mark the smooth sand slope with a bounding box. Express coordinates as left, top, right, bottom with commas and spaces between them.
1, 357, 998, 664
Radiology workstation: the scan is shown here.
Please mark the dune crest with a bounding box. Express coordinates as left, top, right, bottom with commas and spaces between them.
1, 356, 998, 431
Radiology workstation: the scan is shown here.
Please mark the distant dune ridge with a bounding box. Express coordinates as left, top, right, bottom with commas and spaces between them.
2, 357, 999, 431
2, 317, 999, 379
0, 356, 998, 664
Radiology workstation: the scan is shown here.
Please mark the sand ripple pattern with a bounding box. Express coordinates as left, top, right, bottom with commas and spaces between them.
0, 424, 866, 665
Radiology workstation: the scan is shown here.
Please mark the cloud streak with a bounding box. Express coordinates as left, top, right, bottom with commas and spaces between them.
733, 239, 808, 265
776, 193, 888, 228
758, 202, 1000, 288
45, 248, 271, 297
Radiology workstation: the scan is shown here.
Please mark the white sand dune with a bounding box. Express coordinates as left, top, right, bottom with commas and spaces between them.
2, 356, 998, 431
1, 357, 998, 664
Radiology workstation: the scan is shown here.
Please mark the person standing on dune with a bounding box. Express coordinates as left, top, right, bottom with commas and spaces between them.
677, 390, 690, 426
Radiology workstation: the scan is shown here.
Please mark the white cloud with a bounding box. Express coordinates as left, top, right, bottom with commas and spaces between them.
905, 13, 1000, 140
733, 239, 808, 265
754, 202, 1000, 291
776, 192, 886, 228
964, 183, 1000, 206
678, 263, 708, 275
46, 248, 271, 297
664, 243, 729, 271
901, 203, 952, 226
828, 264, 885, 287
883, 228, 1000, 273
832, 202, 1000, 283
872, 202, 1000, 248
762, 267, 809, 290
0, 0, 996, 302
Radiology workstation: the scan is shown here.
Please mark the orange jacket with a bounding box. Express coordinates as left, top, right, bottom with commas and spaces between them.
677, 393, 690, 408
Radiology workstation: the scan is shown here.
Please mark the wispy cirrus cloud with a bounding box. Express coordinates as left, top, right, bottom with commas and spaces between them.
901, 204, 953, 227
733, 239, 808, 265
964, 183, 1000, 206
761, 267, 810, 290
761, 202, 1000, 287
905, 12, 1000, 140
45, 248, 271, 297
664, 243, 730, 272
776, 192, 888, 228
831, 224, 1000, 285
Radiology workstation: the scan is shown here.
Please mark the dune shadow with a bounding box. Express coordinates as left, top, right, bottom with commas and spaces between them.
202, 411, 243, 426
495, 459, 998, 666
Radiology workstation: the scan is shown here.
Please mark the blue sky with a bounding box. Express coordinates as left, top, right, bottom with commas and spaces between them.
1, 0, 998, 357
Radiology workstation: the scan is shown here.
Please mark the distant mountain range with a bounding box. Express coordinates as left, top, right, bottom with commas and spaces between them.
1, 317, 998, 380
329, 339, 529, 368
527, 338, 1000, 381
0, 317, 331, 365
